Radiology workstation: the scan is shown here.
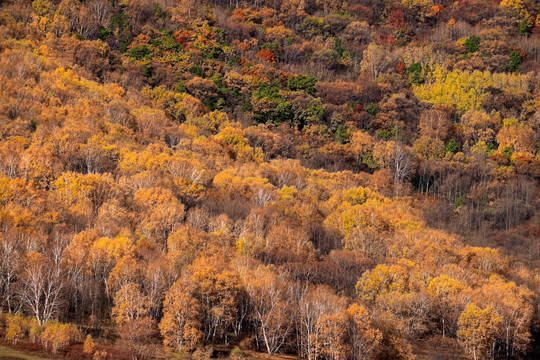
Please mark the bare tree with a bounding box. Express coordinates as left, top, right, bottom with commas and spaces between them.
298, 285, 347, 359
18, 252, 64, 325
242, 266, 294, 355
394, 143, 414, 183
0, 234, 21, 313
89, 0, 112, 28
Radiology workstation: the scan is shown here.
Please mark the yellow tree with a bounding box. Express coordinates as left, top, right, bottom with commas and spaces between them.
349, 131, 376, 169
347, 304, 382, 360
40, 320, 81, 353
5, 313, 25, 344
427, 275, 465, 337
473, 276, 535, 358
83, 334, 95, 354
457, 304, 502, 360
106, 256, 141, 296
356, 264, 409, 302
87, 235, 135, 317
54, 172, 116, 219
315, 312, 350, 360
159, 279, 202, 352
133, 187, 185, 247
496, 120, 536, 156
61, 230, 97, 321
189, 258, 247, 344
111, 282, 150, 325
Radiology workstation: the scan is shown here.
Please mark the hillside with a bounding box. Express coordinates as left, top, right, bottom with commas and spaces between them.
0, 0, 538, 359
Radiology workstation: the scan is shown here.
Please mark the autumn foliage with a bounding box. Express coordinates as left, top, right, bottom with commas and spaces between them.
0, 0, 538, 359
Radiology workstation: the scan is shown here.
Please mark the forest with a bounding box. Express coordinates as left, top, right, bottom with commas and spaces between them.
0, 0, 538, 359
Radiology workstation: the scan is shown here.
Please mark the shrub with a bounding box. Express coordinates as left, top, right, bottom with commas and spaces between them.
41, 321, 81, 353
407, 62, 423, 85
5, 314, 24, 344
93, 350, 110, 360
445, 139, 458, 154
256, 49, 276, 63
129, 45, 151, 60
365, 103, 378, 116
84, 334, 96, 354
298, 17, 329, 37
463, 35, 481, 53
288, 75, 318, 95
506, 48, 523, 72
230, 347, 245, 359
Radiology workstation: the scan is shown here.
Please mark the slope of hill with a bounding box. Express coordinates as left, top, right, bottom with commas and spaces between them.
0, 0, 538, 359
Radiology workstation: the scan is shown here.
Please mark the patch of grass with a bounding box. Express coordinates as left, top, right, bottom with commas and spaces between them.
0, 345, 52, 360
